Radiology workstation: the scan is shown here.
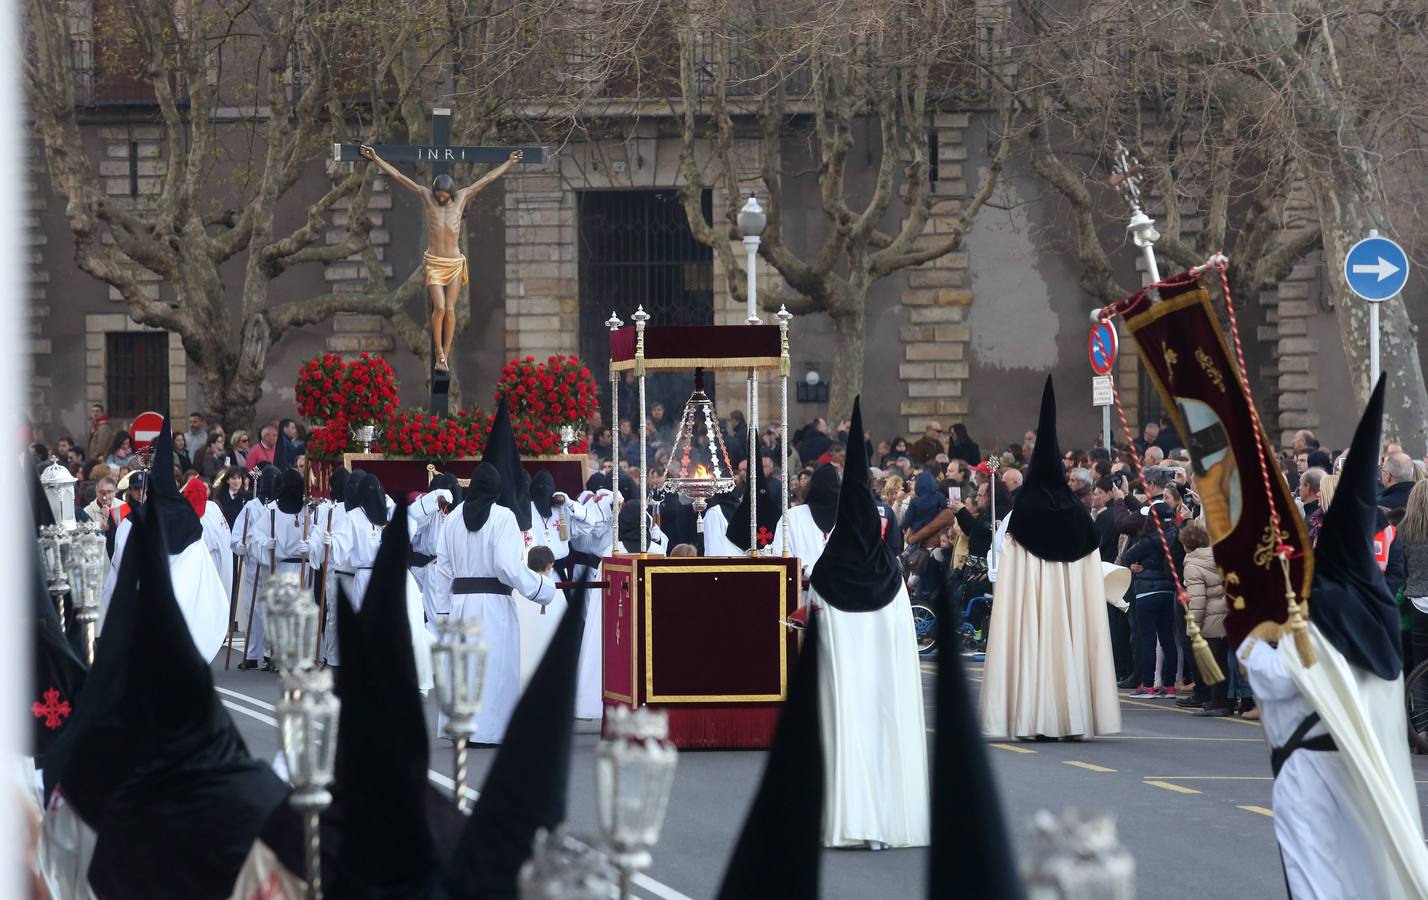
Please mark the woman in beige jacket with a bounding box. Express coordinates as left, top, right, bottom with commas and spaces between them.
1180, 520, 1231, 716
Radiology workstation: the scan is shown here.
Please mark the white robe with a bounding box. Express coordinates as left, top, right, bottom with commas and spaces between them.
429, 503, 557, 743
1244, 627, 1428, 899
764, 504, 830, 578
516, 501, 573, 687
701, 504, 743, 557
979, 539, 1122, 739
199, 502, 234, 601
231, 499, 271, 661
101, 518, 229, 662
814, 581, 930, 848
305, 500, 345, 665
408, 493, 448, 638
251, 503, 316, 663
333, 506, 432, 690
569, 492, 613, 720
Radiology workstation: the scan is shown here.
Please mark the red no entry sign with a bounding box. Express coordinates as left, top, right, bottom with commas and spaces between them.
130, 410, 166, 451
1088, 323, 1118, 376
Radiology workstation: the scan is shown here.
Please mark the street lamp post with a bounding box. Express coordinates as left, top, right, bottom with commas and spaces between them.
737, 195, 767, 325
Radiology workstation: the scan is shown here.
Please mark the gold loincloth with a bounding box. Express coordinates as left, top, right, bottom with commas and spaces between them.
424, 251, 469, 287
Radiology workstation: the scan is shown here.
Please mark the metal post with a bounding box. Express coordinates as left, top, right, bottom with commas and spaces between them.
305, 809, 322, 900
748, 369, 758, 556
1102, 404, 1113, 454
777, 305, 792, 557
743, 236, 761, 325
633, 307, 650, 553
607, 313, 624, 557
1370, 301, 1381, 386
454, 735, 470, 814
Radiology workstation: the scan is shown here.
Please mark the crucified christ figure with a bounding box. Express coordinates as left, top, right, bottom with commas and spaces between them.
360, 144, 523, 372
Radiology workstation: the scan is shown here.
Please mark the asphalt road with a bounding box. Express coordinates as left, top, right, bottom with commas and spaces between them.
214, 653, 1428, 900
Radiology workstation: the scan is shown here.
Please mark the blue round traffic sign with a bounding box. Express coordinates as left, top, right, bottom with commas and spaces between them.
1088, 322, 1118, 376
1344, 233, 1409, 303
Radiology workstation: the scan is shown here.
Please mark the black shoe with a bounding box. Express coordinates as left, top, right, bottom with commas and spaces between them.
1174, 696, 1202, 709
1117, 675, 1138, 690
1195, 706, 1233, 717
237, 660, 258, 671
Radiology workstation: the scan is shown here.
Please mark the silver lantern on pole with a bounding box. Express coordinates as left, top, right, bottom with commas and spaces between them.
737, 195, 767, 325
518, 827, 620, 900
39, 457, 78, 528
279, 665, 340, 900
38, 524, 72, 630
594, 705, 678, 900
1022, 809, 1135, 900
68, 523, 107, 664
431, 613, 487, 814
261, 572, 319, 679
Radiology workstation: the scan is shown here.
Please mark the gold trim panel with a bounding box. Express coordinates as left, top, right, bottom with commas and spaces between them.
643, 563, 791, 703
610, 356, 783, 373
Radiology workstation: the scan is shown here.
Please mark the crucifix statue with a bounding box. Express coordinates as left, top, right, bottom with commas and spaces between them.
338, 109, 546, 386
360, 143, 521, 372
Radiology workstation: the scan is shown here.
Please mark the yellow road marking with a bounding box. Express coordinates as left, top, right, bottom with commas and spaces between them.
989, 742, 1037, 754
1120, 697, 1261, 726
1145, 780, 1201, 795
1239, 805, 1274, 817
1064, 760, 1116, 773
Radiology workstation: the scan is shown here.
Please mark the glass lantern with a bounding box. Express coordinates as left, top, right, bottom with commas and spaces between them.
69, 524, 108, 663
1022, 809, 1135, 900
38, 525, 72, 629
518, 827, 619, 900
661, 369, 736, 531
432, 615, 487, 737
261, 572, 319, 675
39, 457, 77, 527
279, 665, 340, 807
594, 705, 678, 879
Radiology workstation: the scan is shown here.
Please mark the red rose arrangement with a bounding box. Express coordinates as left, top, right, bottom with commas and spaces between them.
306, 413, 354, 460
497, 354, 600, 431
375, 408, 492, 464
295, 353, 346, 423
344, 353, 399, 425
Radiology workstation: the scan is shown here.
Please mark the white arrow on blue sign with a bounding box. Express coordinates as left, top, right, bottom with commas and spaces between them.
1343, 232, 1409, 303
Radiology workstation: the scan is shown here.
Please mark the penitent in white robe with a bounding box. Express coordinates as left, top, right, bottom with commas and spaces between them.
763, 504, 830, 578
101, 519, 229, 662
332, 506, 433, 690
979, 538, 1121, 740
814, 581, 930, 848
701, 505, 743, 557
429, 503, 557, 743
231, 499, 271, 661
199, 502, 234, 601
569, 491, 613, 720
408, 493, 448, 639
515, 500, 573, 688
1244, 627, 1428, 900
308, 500, 345, 665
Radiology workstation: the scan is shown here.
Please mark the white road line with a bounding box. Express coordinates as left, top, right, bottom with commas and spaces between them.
217, 685, 277, 711
220, 684, 696, 900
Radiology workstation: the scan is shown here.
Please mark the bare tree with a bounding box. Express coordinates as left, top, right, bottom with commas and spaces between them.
662, 0, 1012, 416
1012, 0, 1428, 453
26, 0, 583, 428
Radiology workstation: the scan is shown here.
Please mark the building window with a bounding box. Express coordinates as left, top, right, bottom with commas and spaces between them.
105, 332, 168, 417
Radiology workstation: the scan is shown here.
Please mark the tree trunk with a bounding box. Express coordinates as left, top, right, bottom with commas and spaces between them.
828, 307, 865, 421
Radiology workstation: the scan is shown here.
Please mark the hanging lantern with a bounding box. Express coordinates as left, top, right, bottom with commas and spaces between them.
661, 368, 736, 531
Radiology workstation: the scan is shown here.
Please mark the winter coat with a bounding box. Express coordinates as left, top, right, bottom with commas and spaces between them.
1182, 546, 1226, 638
1121, 525, 1181, 597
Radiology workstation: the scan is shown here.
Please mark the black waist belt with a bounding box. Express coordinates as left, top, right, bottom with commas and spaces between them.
559, 550, 602, 570
1270, 712, 1338, 777
452, 576, 512, 596
280, 557, 304, 564
411, 551, 437, 568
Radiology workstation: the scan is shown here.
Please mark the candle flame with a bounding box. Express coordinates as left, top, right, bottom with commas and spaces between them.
692, 464, 711, 478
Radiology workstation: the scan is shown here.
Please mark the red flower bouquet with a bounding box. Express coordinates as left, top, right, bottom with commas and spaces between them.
343, 353, 399, 426
306, 413, 354, 461
295, 353, 347, 424
375, 408, 492, 464
497, 354, 600, 431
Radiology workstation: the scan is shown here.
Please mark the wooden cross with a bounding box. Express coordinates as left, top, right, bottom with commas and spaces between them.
336, 109, 546, 414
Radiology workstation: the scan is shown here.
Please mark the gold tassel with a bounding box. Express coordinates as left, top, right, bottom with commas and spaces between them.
1284, 587, 1316, 667
1184, 606, 1225, 686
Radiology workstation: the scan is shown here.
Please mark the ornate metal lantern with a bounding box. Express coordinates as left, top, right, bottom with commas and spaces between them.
594, 705, 678, 899
68, 524, 107, 663
279, 665, 340, 900
38, 525, 72, 629
39, 457, 77, 527
518, 827, 620, 900
431, 614, 487, 813
262, 572, 319, 675
1022, 809, 1135, 900
661, 369, 736, 532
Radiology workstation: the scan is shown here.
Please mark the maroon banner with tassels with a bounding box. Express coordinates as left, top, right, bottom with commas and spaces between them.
1120, 278, 1313, 647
